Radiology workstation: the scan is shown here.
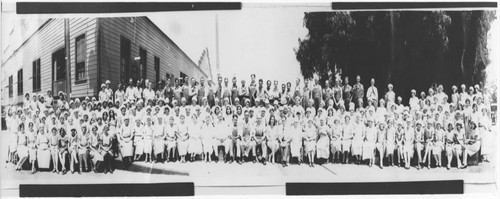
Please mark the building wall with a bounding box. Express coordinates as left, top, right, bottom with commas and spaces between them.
99, 17, 207, 91
1, 18, 98, 106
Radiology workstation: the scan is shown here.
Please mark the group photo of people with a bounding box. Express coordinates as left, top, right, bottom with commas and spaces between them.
3, 73, 495, 175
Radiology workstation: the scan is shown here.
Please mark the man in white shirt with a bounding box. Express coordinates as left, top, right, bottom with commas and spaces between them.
409, 89, 420, 111
98, 84, 108, 102
105, 80, 113, 102
366, 78, 378, 106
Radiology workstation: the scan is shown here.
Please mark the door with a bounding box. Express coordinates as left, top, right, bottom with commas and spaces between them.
120, 37, 131, 83
52, 48, 67, 97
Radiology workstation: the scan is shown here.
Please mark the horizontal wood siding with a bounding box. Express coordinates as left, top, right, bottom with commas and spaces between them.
99, 17, 207, 90
1, 18, 98, 106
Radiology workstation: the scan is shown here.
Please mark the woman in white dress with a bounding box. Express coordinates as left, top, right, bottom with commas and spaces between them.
478, 107, 492, 162
316, 117, 330, 164
78, 125, 91, 172
289, 117, 303, 165
26, 122, 38, 173
165, 116, 178, 162
90, 125, 103, 173
153, 116, 166, 162
15, 123, 28, 171
266, 115, 280, 164
133, 118, 144, 161
362, 119, 376, 167
304, 119, 317, 167
330, 117, 342, 163
68, 128, 80, 174
188, 114, 203, 162
433, 122, 444, 167
176, 115, 190, 163
201, 115, 216, 162
36, 125, 51, 171
143, 117, 154, 163
351, 116, 365, 164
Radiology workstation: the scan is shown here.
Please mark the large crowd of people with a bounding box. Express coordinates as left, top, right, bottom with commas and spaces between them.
4, 73, 495, 175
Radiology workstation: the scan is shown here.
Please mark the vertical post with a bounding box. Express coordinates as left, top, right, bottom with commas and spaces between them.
215, 14, 220, 75
64, 18, 71, 101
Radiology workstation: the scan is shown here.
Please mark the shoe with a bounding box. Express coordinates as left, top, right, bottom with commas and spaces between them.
71, 170, 75, 174
78, 171, 81, 174
104, 170, 108, 174
253, 159, 257, 163
110, 170, 114, 174
263, 161, 267, 165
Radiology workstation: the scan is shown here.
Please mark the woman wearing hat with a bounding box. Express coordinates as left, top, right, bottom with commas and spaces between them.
362, 119, 376, 167
478, 107, 492, 162
402, 122, 414, 169
25, 122, 38, 174
444, 123, 457, 170
15, 123, 29, 171
414, 121, 425, 169
330, 116, 342, 164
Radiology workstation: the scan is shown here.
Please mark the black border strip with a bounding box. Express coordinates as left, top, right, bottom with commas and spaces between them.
286, 180, 464, 195
20, 183, 194, 197
332, 2, 497, 10
17, 2, 242, 14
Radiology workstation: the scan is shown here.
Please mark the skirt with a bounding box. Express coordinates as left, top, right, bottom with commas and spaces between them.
433, 142, 444, 154
304, 140, 316, 153
17, 145, 29, 159
37, 148, 51, 169
330, 139, 341, 152
188, 139, 203, 154
177, 140, 189, 156
404, 143, 414, 155
153, 139, 165, 156
290, 139, 302, 157
415, 142, 423, 152
362, 141, 375, 160
385, 142, 395, 156
143, 139, 153, 154
29, 147, 37, 162
134, 140, 144, 156
120, 141, 134, 157
316, 137, 330, 159
480, 129, 493, 155
351, 140, 363, 156
267, 140, 280, 153
342, 140, 352, 152
202, 139, 214, 153
165, 140, 176, 150
90, 149, 103, 164
465, 141, 481, 156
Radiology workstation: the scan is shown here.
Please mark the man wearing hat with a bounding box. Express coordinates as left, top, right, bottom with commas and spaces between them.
98, 83, 108, 102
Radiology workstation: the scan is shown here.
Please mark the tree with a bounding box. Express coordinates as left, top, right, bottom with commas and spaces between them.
295, 11, 496, 104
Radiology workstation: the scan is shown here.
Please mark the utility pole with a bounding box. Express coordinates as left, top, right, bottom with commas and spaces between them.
64, 18, 71, 101
215, 14, 220, 75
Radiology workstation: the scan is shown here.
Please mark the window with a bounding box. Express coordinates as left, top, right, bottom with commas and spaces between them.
32, 59, 41, 91
8, 75, 13, 97
180, 72, 187, 84
17, 69, 23, 95
75, 34, 86, 82
139, 48, 147, 80
154, 56, 160, 83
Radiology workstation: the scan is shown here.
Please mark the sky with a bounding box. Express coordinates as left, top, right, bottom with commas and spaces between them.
147, 5, 331, 84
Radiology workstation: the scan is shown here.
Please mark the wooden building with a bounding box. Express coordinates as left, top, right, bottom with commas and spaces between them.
1, 17, 209, 106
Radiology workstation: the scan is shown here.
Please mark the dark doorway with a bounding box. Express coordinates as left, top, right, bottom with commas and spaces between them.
52, 48, 68, 97
120, 37, 131, 84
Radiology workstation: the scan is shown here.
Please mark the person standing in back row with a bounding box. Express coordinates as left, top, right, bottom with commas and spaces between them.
367, 78, 378, 106
352, 75, 364, 108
